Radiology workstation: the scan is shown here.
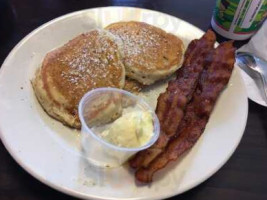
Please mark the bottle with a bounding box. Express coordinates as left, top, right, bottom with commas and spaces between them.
211, 0, 267, 40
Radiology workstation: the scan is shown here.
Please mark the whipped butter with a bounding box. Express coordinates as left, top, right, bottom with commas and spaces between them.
99, 110, 153, 148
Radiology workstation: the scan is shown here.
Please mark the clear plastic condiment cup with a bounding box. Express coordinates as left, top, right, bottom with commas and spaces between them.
78, 88, 160, 168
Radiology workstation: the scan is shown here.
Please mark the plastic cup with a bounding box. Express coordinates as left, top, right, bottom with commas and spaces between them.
78, 88, 160, 168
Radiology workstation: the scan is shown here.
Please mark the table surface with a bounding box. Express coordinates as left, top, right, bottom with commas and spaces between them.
1, 0, 267, 200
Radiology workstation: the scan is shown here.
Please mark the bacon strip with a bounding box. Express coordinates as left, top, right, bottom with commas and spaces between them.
135, 41, 236, 183
129, 30, 216, 169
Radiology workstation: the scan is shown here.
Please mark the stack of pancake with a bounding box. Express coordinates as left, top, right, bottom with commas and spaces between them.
32, 21, 184, 128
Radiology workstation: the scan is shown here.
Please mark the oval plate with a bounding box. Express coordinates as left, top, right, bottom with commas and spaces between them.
0, 7, 248, 200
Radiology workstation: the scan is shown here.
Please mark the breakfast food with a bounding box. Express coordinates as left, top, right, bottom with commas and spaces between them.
33, 22, 186, 128
32, 29, 125, 128
79, 87, 160, 168
128, 30, 236, 183
99, 110, 153, 148
123, 77, 144, 94
105, 21, 184, 85
135, 40, 236, 183
130, 30, 216, 169
32, 18, 236, 183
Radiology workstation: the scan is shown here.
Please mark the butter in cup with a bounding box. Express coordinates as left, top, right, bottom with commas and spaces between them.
78, 88, 160, 168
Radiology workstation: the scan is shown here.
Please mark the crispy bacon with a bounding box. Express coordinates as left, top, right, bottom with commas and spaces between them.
135, 41, 236, 183
129, 30, 216, 169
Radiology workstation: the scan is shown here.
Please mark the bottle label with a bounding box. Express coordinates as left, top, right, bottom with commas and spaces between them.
213, 0, 267, 34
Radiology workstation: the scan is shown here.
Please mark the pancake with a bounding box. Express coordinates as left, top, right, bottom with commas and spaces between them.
32, 29, 125, 128
105, 21, 184, 85
124, 78, 144, 94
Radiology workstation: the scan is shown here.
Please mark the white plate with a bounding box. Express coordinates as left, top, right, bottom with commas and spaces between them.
0, 7, 248, 200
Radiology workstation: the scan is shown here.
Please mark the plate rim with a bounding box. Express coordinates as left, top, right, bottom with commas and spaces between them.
0, 6, 249, 200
